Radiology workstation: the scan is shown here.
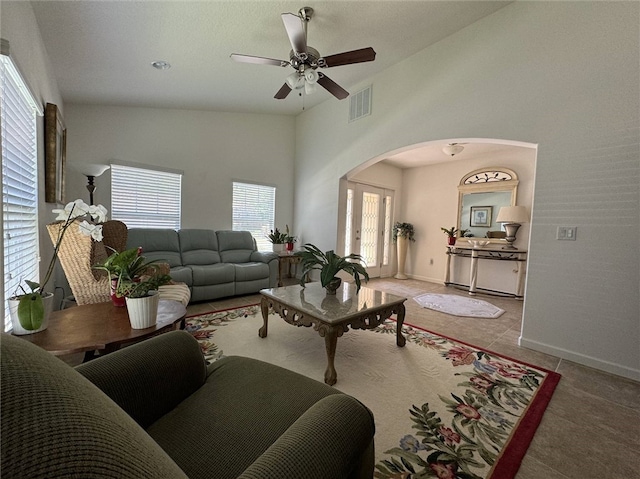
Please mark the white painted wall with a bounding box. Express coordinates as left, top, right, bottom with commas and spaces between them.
63, 104, 296, 231
293, 2, 639, 379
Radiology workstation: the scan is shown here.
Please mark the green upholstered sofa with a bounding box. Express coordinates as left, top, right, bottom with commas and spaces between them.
1, 331, 375, 478
127, 229, 278, 303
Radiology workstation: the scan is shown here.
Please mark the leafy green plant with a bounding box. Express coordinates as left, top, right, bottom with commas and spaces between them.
267, 228, 288, 244
94, 247, 172, 298
393, 222, 416, 242
295, 243, 369, 293
441, 226, 459, 238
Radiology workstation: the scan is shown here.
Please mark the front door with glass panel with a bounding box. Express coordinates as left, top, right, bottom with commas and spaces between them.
345, 184, 393, 278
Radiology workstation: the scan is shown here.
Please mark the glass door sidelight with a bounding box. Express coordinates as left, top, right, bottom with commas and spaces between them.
345, 183, 394, 278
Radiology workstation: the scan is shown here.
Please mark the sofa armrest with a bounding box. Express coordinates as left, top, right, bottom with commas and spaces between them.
76, 331, 207, 429
250, 251, 278, 264
238, 394, 375, 479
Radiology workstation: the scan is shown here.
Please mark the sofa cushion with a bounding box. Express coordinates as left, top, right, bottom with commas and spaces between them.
216, 230, 255, 263
234, 262, 270, 282
179, 229, 221, 265
191, 263, 235, 286
146, 356, 346, 479
127, 228, 182, 268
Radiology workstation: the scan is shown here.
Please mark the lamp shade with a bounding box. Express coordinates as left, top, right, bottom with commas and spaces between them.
80, 164, 110, 177
496, 206, 529, 224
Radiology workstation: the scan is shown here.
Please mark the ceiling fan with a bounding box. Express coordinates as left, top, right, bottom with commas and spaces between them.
230, 6, 376, 100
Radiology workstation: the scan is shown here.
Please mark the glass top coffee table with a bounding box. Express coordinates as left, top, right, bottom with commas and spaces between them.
259, 282, 407, 385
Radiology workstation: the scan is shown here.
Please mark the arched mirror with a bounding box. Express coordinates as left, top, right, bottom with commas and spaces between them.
456, 167, 519, 243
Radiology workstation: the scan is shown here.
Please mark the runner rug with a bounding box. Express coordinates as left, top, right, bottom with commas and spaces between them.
186, 306, 560, 479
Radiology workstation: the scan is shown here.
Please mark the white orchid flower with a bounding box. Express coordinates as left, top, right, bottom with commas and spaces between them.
52, 199, 90, 221
89, 204, 108, 223
78, 221, 104, 242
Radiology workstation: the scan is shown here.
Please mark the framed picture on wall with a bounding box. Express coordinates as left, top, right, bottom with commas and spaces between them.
470, 206, 492, 227
44, 102, 66, 204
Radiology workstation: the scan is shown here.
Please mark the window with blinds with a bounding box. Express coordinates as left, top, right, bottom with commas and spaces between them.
111, 164, 182, 229
232, 182, 275, 251
1, 43, 44, 332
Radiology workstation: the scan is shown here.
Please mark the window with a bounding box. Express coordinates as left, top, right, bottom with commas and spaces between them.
111, 163, 182, 229
1, 41, 44, 332
232, 182, 275, 251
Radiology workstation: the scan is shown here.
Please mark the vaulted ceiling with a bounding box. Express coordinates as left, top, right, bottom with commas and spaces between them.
30, 1, 511, 116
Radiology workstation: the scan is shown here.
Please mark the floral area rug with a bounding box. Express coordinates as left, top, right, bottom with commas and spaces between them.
185, 306, 560, 479
414, 293, 505, 318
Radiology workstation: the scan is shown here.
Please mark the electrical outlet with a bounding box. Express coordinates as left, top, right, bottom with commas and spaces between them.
557, 226, 577, 241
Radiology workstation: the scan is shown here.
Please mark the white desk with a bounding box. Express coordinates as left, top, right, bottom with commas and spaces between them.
445, 244, 527, 299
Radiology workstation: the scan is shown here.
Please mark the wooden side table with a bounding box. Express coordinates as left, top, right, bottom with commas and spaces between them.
17, 300, 186, 361
277, 252, 303, 286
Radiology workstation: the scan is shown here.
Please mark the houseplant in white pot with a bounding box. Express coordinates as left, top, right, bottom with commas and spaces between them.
267, 228, 288, 252
393, 222, 415, 280
106, 249, 172, 329
9, 199, 107, 335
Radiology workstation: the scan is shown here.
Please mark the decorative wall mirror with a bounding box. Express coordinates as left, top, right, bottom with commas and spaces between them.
456, 167, 519, 243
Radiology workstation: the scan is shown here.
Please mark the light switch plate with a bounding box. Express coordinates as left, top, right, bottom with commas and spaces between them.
557, 226, 577, 240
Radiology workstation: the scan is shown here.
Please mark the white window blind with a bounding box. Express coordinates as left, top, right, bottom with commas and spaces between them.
232, 182, 275, 251
1, 42, 43, 332
111, 164, 182, 229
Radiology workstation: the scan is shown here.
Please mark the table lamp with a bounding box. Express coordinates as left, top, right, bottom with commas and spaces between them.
80, 164, 110, 205
496, 206, 529, 250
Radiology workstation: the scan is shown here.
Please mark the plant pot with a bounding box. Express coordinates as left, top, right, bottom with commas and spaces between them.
272, 243, 284, 253
447, 236, 457, 246
125, 291, 159, 329
9, 292, 55, 335
394, 236, 409, 280
110, 278, 126, 307
285, 242, 295, 252
324, 277, 342, 295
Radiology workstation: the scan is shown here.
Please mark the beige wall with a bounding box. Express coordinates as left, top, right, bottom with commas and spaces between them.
63, 104, 296, 231
293, 2, 639, 379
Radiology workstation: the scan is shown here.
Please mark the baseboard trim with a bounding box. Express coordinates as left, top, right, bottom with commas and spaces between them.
519, 337, 640, 382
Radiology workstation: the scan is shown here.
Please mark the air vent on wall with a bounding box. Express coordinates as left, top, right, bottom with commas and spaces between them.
349, 85, 372, 122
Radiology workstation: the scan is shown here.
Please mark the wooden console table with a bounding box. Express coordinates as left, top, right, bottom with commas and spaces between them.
445, 244, 527, 299
277, 252, 303, 286
17, 300, 186, 361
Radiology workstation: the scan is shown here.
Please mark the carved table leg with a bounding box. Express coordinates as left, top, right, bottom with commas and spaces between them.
469, 249, 479, 296
395, 303, 406, 347
258, 296, 269, 338
323, 328, 339, 386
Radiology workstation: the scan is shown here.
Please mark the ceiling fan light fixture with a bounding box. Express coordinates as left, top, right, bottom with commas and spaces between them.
285, 71, 302, 89
304, 68, 319, 84
304, 80, 317, 95
443, 143, 464, 157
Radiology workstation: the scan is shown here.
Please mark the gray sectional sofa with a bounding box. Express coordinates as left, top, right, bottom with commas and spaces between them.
127, 229, 278, 303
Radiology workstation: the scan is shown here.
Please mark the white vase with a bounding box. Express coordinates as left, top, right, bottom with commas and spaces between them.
125, 291, 159, 329
272, 243, 284, 253
394, 236, 409, 280
9, 292, 55, 335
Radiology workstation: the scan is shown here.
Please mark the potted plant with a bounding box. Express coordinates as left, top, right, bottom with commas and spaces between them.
8, 199, 107, 335
392, 222, 415, 280
295, 243, 369, 295
267, 228, 288, 253
112, 254, 172, 329
284, 224, 297, 252
441, 226, 459, 246
94, 247, 166, 307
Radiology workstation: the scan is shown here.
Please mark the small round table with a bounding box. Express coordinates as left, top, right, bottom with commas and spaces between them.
17, 300, 187, 361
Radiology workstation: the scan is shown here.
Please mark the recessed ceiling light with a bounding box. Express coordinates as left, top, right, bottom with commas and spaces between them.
151, 60, 171, 70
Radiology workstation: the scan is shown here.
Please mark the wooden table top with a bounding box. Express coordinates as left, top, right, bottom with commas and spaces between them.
18, 300, 186, 356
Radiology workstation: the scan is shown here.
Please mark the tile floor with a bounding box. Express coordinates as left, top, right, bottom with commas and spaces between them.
185, 277, 640, 479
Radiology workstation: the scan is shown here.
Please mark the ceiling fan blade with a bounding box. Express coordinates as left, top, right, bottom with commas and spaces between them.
281, 13, 307, 56
320, 47, 376, 68
317, 73, 349, 100
230, 54, 289, 67
274, 83, 292, 100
